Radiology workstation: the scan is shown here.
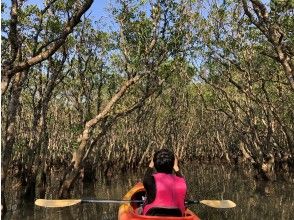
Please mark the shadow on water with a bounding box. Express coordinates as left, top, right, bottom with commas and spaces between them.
3, 164, 294, 220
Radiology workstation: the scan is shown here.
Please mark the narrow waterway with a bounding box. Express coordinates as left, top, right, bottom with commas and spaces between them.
4, 164, 294, 220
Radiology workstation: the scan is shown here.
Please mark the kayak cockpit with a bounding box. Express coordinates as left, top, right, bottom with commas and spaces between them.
129, 189, 145, 209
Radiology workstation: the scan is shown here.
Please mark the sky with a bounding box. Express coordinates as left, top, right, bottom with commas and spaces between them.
85, 0, 114, 22
85, 0, 117, 30
1, 0, 118, 32
1, 0, 114, 23
1, 0, 273, 32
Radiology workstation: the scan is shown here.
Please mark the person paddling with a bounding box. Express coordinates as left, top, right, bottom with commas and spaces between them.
142, 149, 187, 216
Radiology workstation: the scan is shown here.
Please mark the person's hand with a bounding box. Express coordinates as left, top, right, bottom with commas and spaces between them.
149, 158, 154, 168
173, 156, 180, 172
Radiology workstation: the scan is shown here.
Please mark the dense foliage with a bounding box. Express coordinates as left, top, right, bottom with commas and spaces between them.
1, 0, 293, 213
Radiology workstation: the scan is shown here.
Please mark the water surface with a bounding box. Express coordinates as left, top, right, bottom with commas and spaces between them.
4, 164, 294, 219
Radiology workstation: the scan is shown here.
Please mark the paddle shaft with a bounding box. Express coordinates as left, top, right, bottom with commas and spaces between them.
81, 199, 199, 204
186, 200, 200, 205
81, 199, 200, 205
81, 199, 143, 204
82, 199, 236, 208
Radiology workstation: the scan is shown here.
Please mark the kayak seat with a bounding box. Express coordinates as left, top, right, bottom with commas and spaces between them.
146, 207, 182, 217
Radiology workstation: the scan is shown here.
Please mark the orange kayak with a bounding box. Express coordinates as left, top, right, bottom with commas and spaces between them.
118, 182, 200, 220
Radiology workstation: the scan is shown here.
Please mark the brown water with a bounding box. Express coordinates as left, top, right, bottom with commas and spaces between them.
3, 164, 294, 220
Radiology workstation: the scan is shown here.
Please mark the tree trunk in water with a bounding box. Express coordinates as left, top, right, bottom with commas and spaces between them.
59, 165, 81, 198
58, 75, 141, 197
1, 72, 27, 214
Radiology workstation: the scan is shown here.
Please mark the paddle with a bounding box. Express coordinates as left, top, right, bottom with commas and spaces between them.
35, 199, 144, 207
35, 198, 236, 209
186, 200, 236, 208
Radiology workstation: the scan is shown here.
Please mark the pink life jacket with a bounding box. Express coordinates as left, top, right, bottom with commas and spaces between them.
143, 173, 187, 216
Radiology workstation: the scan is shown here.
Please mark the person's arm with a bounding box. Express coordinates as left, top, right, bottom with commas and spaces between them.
143, 159, 156, 204
173, 157, 183, 177
174, 156, 188, 209
144, 159, 154, 178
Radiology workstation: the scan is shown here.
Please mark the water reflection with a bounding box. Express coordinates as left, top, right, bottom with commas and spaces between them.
186, 165, 294, 220
4, 164, 294, 219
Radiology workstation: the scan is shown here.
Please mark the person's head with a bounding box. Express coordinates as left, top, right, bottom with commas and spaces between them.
153, 149, 175, 174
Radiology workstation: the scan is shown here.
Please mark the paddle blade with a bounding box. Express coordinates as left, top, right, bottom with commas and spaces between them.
200, 200, 236, 208
35, 199, 82, 208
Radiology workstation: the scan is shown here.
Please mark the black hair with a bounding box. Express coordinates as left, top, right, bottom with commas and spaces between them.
153, 149, 175, 174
